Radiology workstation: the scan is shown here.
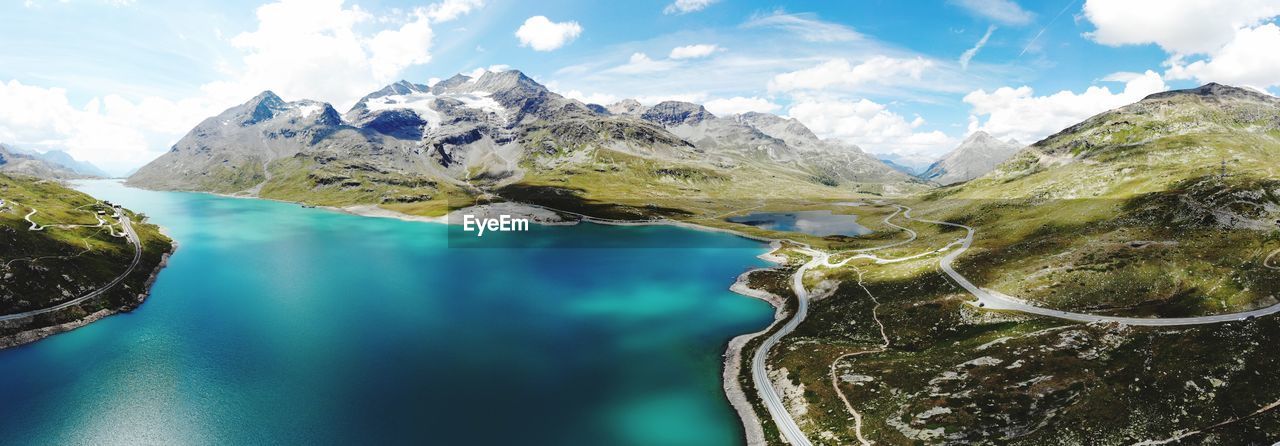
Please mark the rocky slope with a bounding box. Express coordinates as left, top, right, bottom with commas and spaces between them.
128, 69, 914, 216
920, 131, 1022, 185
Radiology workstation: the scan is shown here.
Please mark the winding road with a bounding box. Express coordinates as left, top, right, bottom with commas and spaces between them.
0, 213, 141, 323
749, 204, 912, 446
908, 210, 1280, 326
750, 202, 1280, 445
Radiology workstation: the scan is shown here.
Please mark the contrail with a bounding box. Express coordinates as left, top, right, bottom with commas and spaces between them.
1019, 0, 1081, 57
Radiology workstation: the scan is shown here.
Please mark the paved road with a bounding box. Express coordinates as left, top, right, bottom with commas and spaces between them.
745, 202, 1280, 445
0, 214, 142, 322
751, 248, 823, 446
905, 208, 1280, 326
748, 204, 920, 446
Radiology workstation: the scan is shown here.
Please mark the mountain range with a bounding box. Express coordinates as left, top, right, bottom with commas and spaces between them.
127, 69, 920, 215
0, 144, 106, 179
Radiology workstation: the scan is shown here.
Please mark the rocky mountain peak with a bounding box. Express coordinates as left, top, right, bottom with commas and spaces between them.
473, 70, 545, 92
241, 90, 292, 126
430, 74, 474, 93
606, 99, 646, 116
923, 130, 1023, 185
381, 80, 430, 97
640, 101, 714, 126
736, 112, 820, 145
961, 130, 998, 146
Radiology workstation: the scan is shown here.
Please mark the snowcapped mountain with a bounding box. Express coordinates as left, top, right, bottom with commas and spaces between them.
128, 69, 914, 208
921, 131, 1023, 185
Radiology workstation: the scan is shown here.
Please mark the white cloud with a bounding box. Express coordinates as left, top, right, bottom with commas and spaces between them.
663, 0, 717, 15
0, 80, 208, 174
768, 56, 934, 92
703, 96, 780, 115
669, 44, 720, 60
1082, 0, 1280, 89
424, 0, 483, 22
560, 89, 620, 105
0, 0, 480, 174
787, 97, 955, 157
216, 0, 377, 110
742, 11, 862, 42
959, 25, 996, 70
515, 16, 582, 51
963, 70, 1167, 144
607, 53, 678, 74
1164, 23, 1280, 89
951, 0, 1034, 26
216, 0, 478, 111
1082, 0, 1280, 54
367, 9, 436, 81
1099, 71, 1146, 82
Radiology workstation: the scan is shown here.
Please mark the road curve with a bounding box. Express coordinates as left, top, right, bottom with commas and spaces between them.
906, 208, 1280, 326
748, 204, 927, 446
1265, 248, 1280, 270
751, 249, 822, 446
0, 214, 142, 322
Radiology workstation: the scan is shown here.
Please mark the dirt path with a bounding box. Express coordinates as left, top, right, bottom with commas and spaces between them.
828, 267, 890, 446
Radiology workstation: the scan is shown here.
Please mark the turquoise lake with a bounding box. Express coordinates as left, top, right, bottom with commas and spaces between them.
0, 181, 774, 445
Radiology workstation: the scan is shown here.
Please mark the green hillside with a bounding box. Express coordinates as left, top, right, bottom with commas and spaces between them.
0, 175, 174, 347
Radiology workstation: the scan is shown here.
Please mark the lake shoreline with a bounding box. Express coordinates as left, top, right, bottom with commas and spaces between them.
0, 237, 177, 350
335, 200, 802, 445
113, 182, 803, 443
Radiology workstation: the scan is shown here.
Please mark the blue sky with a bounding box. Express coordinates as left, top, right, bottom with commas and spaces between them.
2, 0, 1278, 174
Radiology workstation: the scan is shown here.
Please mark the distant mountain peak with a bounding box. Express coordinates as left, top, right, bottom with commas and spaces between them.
641, 101, 714, 126
962, 130, 999, 144
606, 99, 646, 116
0, 142, 94, 179
922, 130, 1023, 185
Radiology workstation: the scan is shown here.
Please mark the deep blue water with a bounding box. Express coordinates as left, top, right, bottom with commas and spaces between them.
727, 210, 871, 236
0, 181, 773, 445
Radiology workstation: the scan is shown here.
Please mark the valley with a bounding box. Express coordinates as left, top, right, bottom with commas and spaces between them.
20, 69, 1280, 444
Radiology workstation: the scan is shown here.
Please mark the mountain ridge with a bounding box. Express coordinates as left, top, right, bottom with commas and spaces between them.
0, 144, 98, 179
128, 68, 915, 215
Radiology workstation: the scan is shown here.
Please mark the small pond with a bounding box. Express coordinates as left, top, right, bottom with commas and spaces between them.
726, 210, 871, 237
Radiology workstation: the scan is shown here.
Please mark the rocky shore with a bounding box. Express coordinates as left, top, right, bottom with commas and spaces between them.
0, 240, 177, 349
